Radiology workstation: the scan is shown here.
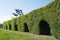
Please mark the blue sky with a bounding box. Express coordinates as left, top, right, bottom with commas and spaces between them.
0, 0, 53, 24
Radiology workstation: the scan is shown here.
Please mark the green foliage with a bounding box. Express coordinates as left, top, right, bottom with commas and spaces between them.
3, 0, 60, 40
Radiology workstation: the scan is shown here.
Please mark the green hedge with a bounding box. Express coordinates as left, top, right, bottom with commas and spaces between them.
3, 0, 60, 40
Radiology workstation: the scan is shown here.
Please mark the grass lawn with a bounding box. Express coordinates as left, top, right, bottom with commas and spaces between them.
0, 29, 57, 40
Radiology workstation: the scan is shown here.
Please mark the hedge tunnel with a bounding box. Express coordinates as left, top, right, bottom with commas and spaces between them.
3, 0, 60, 40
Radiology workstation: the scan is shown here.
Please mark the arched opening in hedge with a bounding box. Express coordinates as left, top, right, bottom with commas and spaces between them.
14, 24, 18, 31
39, 20, 51, 35
24, 23, 29, 32
9, 24, 11, 30
6, 25, 8, 29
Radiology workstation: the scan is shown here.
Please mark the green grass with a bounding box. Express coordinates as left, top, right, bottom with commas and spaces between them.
0, 29, 57, 40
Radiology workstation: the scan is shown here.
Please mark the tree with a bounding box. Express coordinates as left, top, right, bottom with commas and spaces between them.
12, 9, 23, 17
12, 13, 18, 17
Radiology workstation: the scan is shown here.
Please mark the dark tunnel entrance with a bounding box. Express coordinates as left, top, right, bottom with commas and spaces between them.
6, 25, 8, 29
39, 20, 51, 35
24, 23, 29, 32
14, 24, 18, 31
9, 24, 11, 30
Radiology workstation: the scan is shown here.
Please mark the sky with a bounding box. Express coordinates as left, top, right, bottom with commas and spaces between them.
0, 0, 53, 24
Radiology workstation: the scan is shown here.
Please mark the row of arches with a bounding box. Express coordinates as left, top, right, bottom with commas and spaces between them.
6, 24, 18, 31
6, 23, 29, 32
6, 20, 51, 35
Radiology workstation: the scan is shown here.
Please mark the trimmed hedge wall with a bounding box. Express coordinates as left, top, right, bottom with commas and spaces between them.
3, 0, 60, 40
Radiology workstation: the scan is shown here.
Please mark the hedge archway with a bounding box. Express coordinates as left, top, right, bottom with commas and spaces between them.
39, 20, 51, 35
24, 23, 29, 32
6, 25, 8, 29
9, 24, 11, 30
14, 24, 18, 31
